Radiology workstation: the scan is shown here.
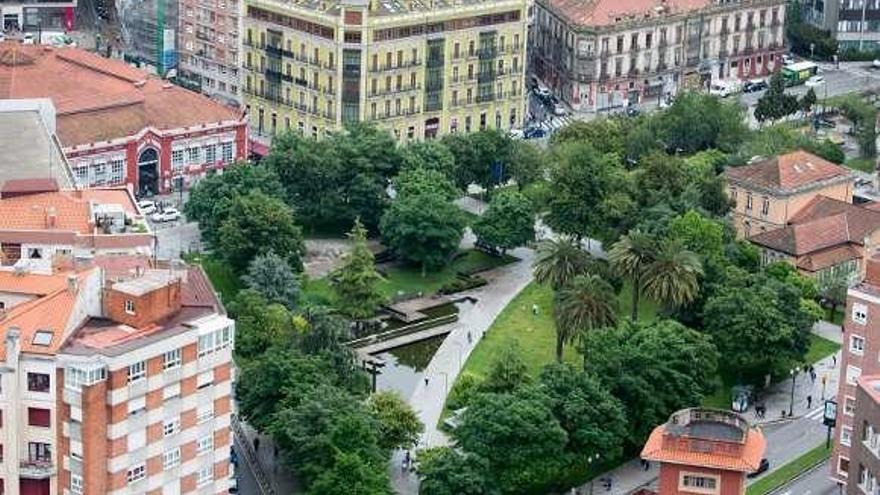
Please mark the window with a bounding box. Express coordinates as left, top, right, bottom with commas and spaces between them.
196, 465, 213, 487
32, 331, 53, 346
197, 404, 214, 424
27, 408, 50, 427
28, 442, 50, 462
205, 144, 217, 164
163, 448, 181, 469
27, 373, 50, 393
65, 366, 107, 390
71, 474, 84, 495
197, 370, 214, 389
28, 248, 42, 259
852, 335, 866, 355
847, 365, 862, 386
197, 434, 214, 454
761, 197, 770, 215
845, 396, 856, 416
842, 426, 853, 446
163, 383, 181, 400
198, 326, 233, 357
222, 142, 234, 162
746, 193, 753, 210
839, 456, 850, 477
128, 396, 146, 416
127, 361, 146, 384
110, 159, 125, 183
172, 149, 184, 169
681, 473, 718, 492
124, 300, 135, 315
163, 418, 180, 437
127, 463, 146, 484
163, 349, 181, 370
187, 147, 201, 163
74, 166, 89, 185
854, 303, 868, 325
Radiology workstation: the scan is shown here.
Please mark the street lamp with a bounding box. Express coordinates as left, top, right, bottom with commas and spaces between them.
587, 454, 600, 495
789, 367, 800, 417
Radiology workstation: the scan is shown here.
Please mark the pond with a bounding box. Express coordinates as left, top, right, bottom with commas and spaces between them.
373, 333, 446, 398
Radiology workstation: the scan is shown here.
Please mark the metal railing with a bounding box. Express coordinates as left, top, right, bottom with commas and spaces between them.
232, 415, 276, 495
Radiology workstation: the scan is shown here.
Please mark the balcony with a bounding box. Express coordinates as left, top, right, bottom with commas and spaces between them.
368, 60, 422, 73
20, 460, 55, 479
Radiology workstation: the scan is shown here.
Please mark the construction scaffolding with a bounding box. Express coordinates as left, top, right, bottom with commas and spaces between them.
117, 0, 178, 76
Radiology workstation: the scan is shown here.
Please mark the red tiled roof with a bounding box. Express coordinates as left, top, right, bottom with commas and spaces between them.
1, 178, 59, 196
0, 188, 135, 234
797, 244, 862, 272
0, 270, 69, 295
0, 43, 241, 147
724, 151, 850, 192
641, 424, 766, 473
545, 0, 709, 27
749, 196, 880, 255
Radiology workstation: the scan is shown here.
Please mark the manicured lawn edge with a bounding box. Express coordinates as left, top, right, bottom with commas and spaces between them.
746, 444, 831, 495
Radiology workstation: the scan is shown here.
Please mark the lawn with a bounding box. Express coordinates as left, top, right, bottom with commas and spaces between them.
845, 157, 875, 173
301, 250, 517, 304
458, 281, 658, 380
804, 334, 841, 365
746, 444, 831, 495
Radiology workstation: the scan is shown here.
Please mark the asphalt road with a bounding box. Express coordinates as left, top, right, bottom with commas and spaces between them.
774, 459, 840, 495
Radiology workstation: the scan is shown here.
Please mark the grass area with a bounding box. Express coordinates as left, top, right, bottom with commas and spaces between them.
747, 444, 831, 495
702, 334, 841, 410
845, 157, 875, 173
301, 249, 517, 304
184, 253, 242, 304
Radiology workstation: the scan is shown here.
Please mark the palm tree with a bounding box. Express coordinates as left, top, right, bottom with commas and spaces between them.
642, 240, 704, 309
553, 274, 618, 362
608, 230, 656, 321
533, 237, 592, 290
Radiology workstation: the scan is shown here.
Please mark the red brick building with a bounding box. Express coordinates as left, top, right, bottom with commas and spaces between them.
641, 408, 766, 495
0, 43, 248, 196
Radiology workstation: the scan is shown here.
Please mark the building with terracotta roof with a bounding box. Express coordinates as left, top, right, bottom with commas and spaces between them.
0, 256, 234, 495
0, 42, 248, 196
748, 196, 880, 283
830, 257, 880, 488
529, 0, 786, 113
0, 185, 154, 274
723, 150, 854, 238
0, 99, 74, 190
641, 408, 766, 495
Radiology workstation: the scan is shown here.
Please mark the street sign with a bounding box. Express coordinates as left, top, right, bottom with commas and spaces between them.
824, 399, 837, 427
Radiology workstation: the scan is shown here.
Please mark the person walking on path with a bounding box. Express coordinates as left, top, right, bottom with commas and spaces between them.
424, 377, 429, 387
253, 436, 260, 452
807, 394, 813, 409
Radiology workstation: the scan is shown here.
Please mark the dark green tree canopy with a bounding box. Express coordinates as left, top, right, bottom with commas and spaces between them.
473, 189, 534, 254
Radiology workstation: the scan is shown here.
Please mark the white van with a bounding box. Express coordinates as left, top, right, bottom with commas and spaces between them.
709, 82, 731, 97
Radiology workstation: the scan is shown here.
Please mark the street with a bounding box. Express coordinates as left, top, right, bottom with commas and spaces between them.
774, 459, 839, 495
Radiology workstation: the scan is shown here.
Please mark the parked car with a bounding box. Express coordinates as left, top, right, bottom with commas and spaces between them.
731, 385, 754, 413
22, 33, 35, 45
805, 75, 825, 87
873, 59, 880, 69
625, 105, 641, 117
552, 103, 567, 116
523, 127, 547, 139
534, 85, 552, 100
150, 207, 181, 223
137, 200, 157, 215
782, 53, 795, 65
743, 79, 768, 93
747, 458, 770, 478
508, 128, 525, 140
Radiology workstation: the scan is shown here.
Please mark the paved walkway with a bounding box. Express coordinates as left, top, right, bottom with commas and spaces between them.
239, 422, 301, 494
390, 245, 537, 494
569, 321, 843, 495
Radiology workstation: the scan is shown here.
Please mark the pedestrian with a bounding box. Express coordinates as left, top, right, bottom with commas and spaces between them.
644, 460, 650, 471
424, 377, 429, 387
833, 354, 837, 366
273, 445, 278, 458
807, 394, 813, 409
467, 331, 472, 344
253, 436, 260, 452
405, 450, 411, 468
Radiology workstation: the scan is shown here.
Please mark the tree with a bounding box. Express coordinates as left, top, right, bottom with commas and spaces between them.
453, 390, 568, 493
380, 189, 465, 274
441, 130, 515, 191
242, 250, 301, 310
537, 363, 628, 461
545, 141, 634, 242
184, 163, 285, 246
754, 73, 799, 123
580, 320, 719, 446
641, 240, 703, 310
508, 140, 546, 190
658, 91, 747, 153
480, 342, 531, 394
533, 238, 592, 290
394, 167, 459, 202
553, 275, 618, 362
308, 452, 392, 495
473, 189, 534, 255
227, 290, 295, 360
367, 391, 423, 451
417, 448, 497, 495
217, 191, 305, 273
633, 152, 689, 209
550, 117, 630, 156
330, 219, 386, 320
400, 140, 456, 179
608, 230, 657, 321
801, 87, 818, 114
668, 210, 725, 260
820, 271, 850, 320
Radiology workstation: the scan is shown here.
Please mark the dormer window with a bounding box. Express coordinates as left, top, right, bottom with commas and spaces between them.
28, 248, 42, 259
125, 300, 135, 315
32, 330, 53, 346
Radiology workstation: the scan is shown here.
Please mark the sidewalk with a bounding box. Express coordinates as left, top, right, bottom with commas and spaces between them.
239, 421, 301, 494
571, 321, 843, 495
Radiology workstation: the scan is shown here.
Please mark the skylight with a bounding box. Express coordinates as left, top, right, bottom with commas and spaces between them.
32, 330, 53, 346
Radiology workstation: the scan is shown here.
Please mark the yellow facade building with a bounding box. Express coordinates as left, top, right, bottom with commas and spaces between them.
242, 0, 528, 141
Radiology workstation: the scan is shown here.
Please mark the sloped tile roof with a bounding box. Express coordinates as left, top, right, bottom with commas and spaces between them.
0, 188, 134, 234
641, 424, 765, 473
545, 0, 709, 27
797, 245, 861, 272
724, 151, 850, 193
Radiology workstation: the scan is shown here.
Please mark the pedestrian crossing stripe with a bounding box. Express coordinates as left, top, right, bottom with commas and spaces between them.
804, 406, 825, 421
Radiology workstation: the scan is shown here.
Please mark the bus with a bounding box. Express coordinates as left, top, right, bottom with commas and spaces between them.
782, 61, 818, 86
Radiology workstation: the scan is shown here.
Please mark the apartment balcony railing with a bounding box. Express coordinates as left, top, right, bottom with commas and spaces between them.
368, 85, 422, 97
368, 60, 423, 73
20, 460, 55, 479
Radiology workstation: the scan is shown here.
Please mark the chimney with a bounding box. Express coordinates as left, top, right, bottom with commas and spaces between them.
67, 274, 78, 293
866, 255, 880, 287
46, 206, 57, 228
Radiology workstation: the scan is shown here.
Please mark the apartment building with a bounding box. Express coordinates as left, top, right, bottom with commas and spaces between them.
177, 0, 242, 105
832, 257, 880, 486
0, 0, 74, 31
800, 0, 880, 52
641, 408, 766, 495
0, 43, 248, 196
530, 0, 786, 112
242, 0, 528, 142
845, 374, 880, 495
723, 151, 853, 238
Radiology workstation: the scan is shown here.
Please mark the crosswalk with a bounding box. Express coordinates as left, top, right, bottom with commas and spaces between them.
803, 406, 825, 421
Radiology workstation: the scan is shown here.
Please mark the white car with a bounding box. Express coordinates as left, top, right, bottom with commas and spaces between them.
137, 200, 157, 215
22, 33, 35, 45
553, 103, 567, 116
508, 128, 524, 140
150, 208, 181, 223
534, 86, 551, 99
805, 75, 825, 87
